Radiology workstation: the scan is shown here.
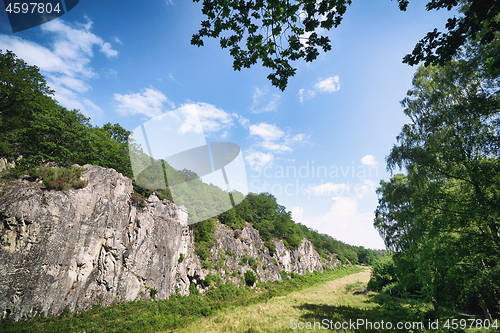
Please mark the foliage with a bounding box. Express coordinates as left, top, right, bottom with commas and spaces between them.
29, 165, 88, 191
219, 207, 245, 229
367, 257, 397, 292
189, 283, 200, 296
191, 0, 350, 90
403, 0, 500, 71
0, 50, 133, 179
193, 218, 216, 261
149, 287, 158, 300
374, 48, 500, 317
264, 240, 276, 256
245, 270, 258, 287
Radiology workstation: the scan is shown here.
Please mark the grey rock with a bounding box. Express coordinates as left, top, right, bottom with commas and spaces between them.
0, 165, 197, 321
0, 158, 14, 173
0, 164, 341, 321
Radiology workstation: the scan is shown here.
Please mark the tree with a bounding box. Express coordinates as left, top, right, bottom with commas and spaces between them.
403, 0, 500, 71
191, 0, 500, 90
374, 53, 500, 315
0, 50, 55, 156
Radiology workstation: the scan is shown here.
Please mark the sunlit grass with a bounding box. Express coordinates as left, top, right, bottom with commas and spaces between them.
0, 267, 363, 333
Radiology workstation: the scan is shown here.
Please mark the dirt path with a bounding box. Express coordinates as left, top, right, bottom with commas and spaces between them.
174, 269, 373, 333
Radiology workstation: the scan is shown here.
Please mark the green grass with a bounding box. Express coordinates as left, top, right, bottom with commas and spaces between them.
0, 267, 363, 333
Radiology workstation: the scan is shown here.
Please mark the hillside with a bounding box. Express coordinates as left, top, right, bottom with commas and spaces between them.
0, 50, 389, 321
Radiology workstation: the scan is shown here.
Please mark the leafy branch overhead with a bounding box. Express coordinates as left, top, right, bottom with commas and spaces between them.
191, 0, 499, 90
191, 0, 354, 91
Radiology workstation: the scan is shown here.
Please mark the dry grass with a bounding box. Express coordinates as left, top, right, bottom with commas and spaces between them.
174, 270, 374, 333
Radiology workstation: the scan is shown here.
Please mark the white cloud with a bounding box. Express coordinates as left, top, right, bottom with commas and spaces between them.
244, 151, 274, 171
291, 206, 304, 221
248, 122, 308, 154
177, 102, 234, 136
234, 114, 250, 129
113, 87, 173, 118
361, 154, 378, 166
291, 176, 385, 249
298, 76, 340, 103
249, 123, 284, 142
307, 182, 350, 196
291, 193, 385, 249
250, 87, 281, 113
315, 76, 340, 93
298, 88, 316, 103
0, 17, 118, 118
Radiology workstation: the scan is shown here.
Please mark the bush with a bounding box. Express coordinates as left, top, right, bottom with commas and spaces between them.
367, 257, 397, 292
238, 254, 248, 266
244, 270, 257, 287
30, 165, 88, 191
189, 283, 199, 296
131, 192, 147, 207
264, 240, 276, 256
286, 233, 302, 250
149, 287, 158, 300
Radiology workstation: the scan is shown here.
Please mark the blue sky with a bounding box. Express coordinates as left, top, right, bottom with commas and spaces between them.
0, 1, 456, 249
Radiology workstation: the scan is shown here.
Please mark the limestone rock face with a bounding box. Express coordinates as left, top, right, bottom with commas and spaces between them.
0, 165, 197, 321
0, 157, 14, 173
273, 238, 324, 275
203, 223, 338, 285
0, 164, 341, 321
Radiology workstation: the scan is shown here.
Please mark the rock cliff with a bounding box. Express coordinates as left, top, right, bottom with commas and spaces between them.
0, 164, 339, 321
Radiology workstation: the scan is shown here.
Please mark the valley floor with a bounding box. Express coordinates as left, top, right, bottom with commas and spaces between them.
175, 270, 373, 332
174, 269, 498, 333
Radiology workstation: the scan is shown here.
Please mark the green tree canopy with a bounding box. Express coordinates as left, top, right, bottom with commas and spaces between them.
374, 48, 500, 316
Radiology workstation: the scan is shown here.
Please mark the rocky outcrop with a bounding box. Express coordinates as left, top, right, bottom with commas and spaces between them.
0, 157, 14, 173
201, 223, 339, 286
0, 165, 200, 321
0, 164, 341, 321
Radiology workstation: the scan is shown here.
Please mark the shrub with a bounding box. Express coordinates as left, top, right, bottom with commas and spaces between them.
264, 240, 276, 256
30, 165, 88, 191
189, 283, 199, 296
131, 192, 147, 207
286, 233, 302, 250
244, 270, 257, 287
238, 254, 248, 266
149, 287, 158, 300
178, 253, 185, 263
204, 274, 213, 287
367, 257, 397, 292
